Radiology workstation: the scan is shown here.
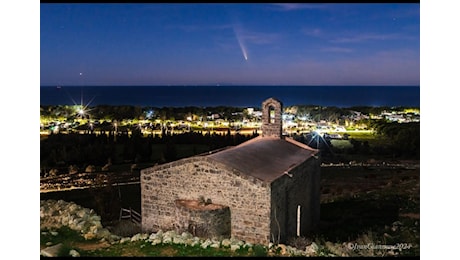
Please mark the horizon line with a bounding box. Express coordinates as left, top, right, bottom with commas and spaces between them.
41, 84, 421, 87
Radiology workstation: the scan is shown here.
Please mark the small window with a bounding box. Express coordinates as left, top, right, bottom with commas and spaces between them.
269, 106, 275, 124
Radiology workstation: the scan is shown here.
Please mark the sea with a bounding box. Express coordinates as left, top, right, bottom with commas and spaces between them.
40, 85, 420, 108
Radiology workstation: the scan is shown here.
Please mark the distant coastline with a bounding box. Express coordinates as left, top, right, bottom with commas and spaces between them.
40, 85, 420, 108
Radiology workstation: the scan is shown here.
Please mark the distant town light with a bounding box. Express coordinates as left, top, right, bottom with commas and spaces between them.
313, 130, 323, 137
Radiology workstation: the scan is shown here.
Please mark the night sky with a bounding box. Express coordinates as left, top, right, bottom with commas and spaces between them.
40, 3, 420, 86
4, 3, 459, 258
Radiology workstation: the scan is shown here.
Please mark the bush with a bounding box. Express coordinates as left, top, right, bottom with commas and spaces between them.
287, 236, 312, 250
253, 244, 267, 256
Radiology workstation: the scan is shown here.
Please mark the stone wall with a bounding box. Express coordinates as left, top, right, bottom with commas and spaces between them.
141, 156, 272, 245
270, 156, 321, 244
174, 199, 231, 240
261, 98, 283, 138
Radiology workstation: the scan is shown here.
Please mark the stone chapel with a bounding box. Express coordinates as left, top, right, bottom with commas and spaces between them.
140, 97, 321, 245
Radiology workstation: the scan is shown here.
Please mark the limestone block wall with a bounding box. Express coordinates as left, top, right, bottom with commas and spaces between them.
141, 156, 272, 245
270, 156, 321, 243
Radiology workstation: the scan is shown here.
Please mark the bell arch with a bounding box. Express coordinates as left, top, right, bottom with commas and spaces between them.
261, 98, 283, 138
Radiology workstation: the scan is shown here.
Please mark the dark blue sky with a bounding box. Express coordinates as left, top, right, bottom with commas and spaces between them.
40, 3, 420, 86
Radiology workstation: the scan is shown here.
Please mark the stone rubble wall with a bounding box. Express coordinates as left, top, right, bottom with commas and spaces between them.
40, 199, 117, 241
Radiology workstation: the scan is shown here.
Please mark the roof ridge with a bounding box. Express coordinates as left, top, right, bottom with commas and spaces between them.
284, 137, 319, 153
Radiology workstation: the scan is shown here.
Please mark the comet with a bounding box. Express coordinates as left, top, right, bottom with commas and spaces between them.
233, 25, 248, 61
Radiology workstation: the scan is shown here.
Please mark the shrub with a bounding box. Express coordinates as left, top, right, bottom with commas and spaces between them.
287, 236, 312, 250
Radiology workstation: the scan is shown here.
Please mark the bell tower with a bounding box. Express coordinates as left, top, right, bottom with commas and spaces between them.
261, 98, 283, 138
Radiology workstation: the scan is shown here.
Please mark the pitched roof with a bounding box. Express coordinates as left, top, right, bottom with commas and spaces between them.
207, 136, 318, 183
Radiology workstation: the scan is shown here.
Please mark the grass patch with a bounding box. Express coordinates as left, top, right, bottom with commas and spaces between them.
41, 226, 87, 247
330, 139, 353, 149
335, 131, 389, 147
41, 226, 102, 257
77, 241, 268, 257
342, 131, 375, 140
41, 226, 270, 257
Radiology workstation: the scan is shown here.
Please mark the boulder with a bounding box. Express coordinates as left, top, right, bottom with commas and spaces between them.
40, 243, 64, 257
